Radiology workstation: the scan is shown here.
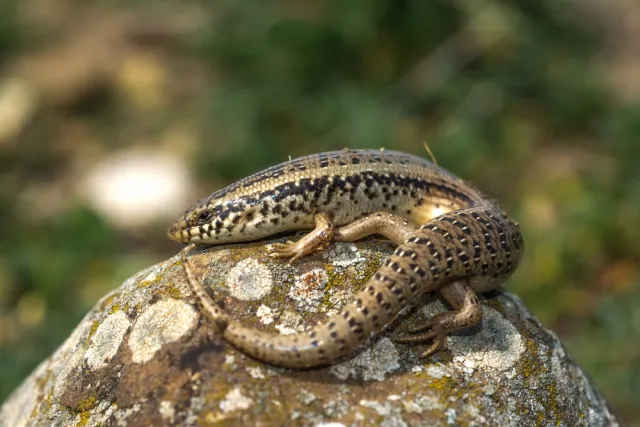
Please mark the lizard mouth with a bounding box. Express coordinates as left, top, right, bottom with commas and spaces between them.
167, 219, 214, 244
167, 220, 191, 243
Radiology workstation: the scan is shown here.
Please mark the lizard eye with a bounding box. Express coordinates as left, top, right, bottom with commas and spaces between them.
197, 211, 213, 223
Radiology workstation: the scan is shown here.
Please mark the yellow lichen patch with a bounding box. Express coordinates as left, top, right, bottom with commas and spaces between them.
41, 374, 55, 409
76, 396, 97, 412
518, 337, 546, 379
485, 297, 504, 312
34, 367, 53, 394
537, 388, 567, 427
545, 382, 560, 420
85, 320, 101, 345
403, 373, 430, 396
29, 371, 54, 420
420, 371, 455, 394
76, 410, 91, 427
399, 370, 499, 423
321, 265, 341, 309
227, 247, 247, 263
360, 253, 384, 279
320, 255, 382, 310
137, 265, 168, 288
200, 381, 240, 421
109, 304, 120, 314
155, 283, 184, 300
28, 402, 40, 421
138, 277, 160, 288
514, 337, 570, 426
42, 389, 53, 412
99, 293, 117, 310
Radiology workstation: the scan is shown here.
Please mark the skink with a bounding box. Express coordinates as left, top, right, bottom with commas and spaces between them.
168, 149, 524, 368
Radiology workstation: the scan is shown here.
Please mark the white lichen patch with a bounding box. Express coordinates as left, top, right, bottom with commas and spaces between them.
421, 300, 525, 370
129, 298, 197, 364
323, 243, 365, 268
247, 366, 266, 379
159, 400, 176, 423
402, 394, 444, 414
111, 402, 142, 425
224, 258, 273, 301
323, 399, 350, 418
425, 364, 448, 379
289, 268, 328, 313
85, 310, 131, 370
454, 356, 479, 375
219, 388, 253, 413
275, 310, 306, 335
256, 304, 275, 325
445, 408, 458, 424
330, 338, 400, 381
359, 400, 392, 416
483, 384, 497, 396
297, 390, 317, 405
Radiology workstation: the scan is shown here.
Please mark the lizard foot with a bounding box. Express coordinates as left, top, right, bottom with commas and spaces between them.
266, 212, 334, 263
267, 239, 331, 263
394, 281, 483, 359
394, 313, 449, 358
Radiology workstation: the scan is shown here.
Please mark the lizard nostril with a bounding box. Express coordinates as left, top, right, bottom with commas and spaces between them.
167, 220, 187, 241
167, 227, 179, 241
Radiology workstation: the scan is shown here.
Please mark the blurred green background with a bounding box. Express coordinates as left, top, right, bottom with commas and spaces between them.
0, 0, 639, 423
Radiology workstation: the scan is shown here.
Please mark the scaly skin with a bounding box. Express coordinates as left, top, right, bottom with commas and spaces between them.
169, 149, 524, 368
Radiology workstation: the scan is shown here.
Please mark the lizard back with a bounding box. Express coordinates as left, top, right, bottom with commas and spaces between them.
168, 149, 486, 244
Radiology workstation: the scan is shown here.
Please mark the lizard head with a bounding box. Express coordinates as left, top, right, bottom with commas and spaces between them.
167, 194, 269, 245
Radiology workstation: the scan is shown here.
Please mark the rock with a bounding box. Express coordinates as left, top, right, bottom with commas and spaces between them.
0, 237, 618, 427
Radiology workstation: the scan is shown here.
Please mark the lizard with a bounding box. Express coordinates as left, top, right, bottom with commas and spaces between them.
167, 148, 524, 369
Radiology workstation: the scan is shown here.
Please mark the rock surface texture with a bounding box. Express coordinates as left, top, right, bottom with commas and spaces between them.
0, 237, 618, 426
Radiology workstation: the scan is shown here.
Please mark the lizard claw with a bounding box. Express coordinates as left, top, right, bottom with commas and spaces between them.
418, 338, 447, 358
266, 241, 312, 263
394, 315, 448, 358
266, 213, 335, 263
267, 238, 333, 263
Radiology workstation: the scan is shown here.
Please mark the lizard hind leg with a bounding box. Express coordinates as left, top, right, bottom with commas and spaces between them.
267, 211, 417, 263
395, 280, 483, 358
333, 212, 417, 246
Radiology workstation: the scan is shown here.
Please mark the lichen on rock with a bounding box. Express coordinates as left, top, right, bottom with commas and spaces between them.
0, 237, 619, 427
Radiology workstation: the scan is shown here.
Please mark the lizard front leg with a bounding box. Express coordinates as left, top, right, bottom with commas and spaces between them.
267, 212, 335, 262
